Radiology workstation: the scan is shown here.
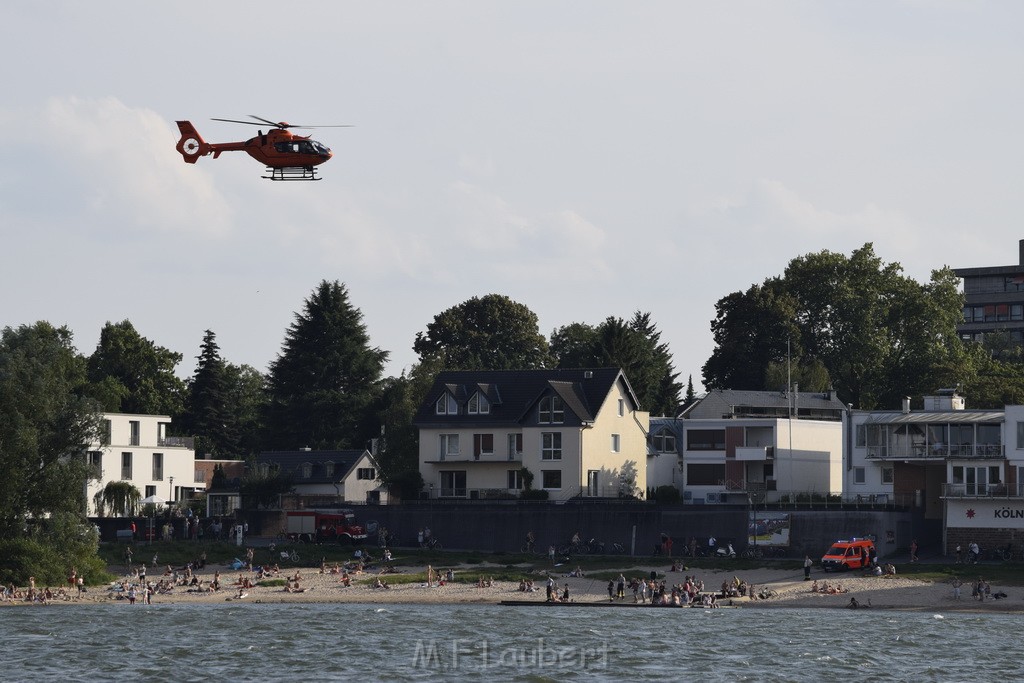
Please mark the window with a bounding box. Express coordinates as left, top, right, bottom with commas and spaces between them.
541, 470, 562, 490
686, 463, 725, 486
953, 465, 1002, 495
473, 434, 494, 459
302, 463, 313, 479
652, 429, 676, 453
853, 467, 865, 484
439, 434, 460, 459
440, 470, 467, 497
357, 467, 376, 480
152, 453, 163, 481
145, 485, 156, 498
1018, 422, 1024, 450
507, 469, 524, 490
687, 429, 726, 450
539, 396, 565, 424
587, 470, 600, 497
507, 433, 523, 460
618, 399, 625, 417
101, 420, 111, 446
121, 452, 133, 479
611, 434, 621, 453
855, 425, 866, 448
87, 451, 102, 471
541, 432, 562, 460
468, 392, 490, 414
435, 393, 458, 415
881, 465, 894, 484
129, 420, 140, 446
324, 462, 335, 477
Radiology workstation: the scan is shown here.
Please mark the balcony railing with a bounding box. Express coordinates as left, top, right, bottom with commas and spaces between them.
866, 444, 1004, 460
430, 487, 521, 500
941, 483, 1024, 498
158, 436, 195, 449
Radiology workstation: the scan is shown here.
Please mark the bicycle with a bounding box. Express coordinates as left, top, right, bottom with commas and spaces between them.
424, 537, 443, 550
742, 546, 763, 560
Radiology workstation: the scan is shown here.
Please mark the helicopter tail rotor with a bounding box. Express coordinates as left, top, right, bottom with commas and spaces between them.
175, 121, 209, 163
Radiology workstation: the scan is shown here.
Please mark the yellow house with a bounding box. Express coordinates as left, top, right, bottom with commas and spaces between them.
415, 368, 648, 501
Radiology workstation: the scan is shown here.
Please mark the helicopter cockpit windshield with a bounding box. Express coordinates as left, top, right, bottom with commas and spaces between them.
311, 141, 331, 155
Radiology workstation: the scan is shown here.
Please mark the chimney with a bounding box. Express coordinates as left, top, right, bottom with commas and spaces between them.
902, 397, 911, 414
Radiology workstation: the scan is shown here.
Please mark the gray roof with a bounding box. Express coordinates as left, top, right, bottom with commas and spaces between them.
255, 449, 369, 483
414, 368, 639, 427
681, 389, 847, 420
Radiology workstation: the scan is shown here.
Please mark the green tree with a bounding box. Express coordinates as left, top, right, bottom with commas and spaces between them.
703, 244, 966, 409
702, 280, 802, 391
550, 322, 600, 369
552, 313, 681, 415
224, 362, 266, 457
374, 357, 443, 497
182, 330, 239, 458
0, 323, 106, 584
413, 294, 552, 370
239, 467, 294, 510
86, 320, 185, 416
92, 480, 141, 517
262, 281, 388, 450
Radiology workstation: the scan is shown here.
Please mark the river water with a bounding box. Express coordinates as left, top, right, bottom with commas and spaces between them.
2, 602, 1018, 681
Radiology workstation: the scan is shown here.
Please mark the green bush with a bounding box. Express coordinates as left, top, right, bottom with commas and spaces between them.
651, 485, 681, 504
0, 537, 109, 587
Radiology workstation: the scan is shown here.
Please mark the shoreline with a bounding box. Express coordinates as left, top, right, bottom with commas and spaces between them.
3, 563, 1022, 614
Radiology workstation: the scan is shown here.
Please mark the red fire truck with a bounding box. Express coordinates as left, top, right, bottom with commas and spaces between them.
284, 509, 368, 545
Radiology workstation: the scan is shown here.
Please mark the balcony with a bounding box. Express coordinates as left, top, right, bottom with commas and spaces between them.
941, 483, 1024, 499
430, 487, 520, 500
158, 436, 195, 449
866, 444, 1004, 460
734, 446, 774, 461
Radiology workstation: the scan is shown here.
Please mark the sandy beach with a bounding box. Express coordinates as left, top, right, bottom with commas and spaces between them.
6, 560, 1021, 613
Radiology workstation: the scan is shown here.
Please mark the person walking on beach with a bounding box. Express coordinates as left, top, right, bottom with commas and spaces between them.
910, 539, 919, 563
951, 576, 963, 601
616, 573, 626, 600
804, 555, 813, 580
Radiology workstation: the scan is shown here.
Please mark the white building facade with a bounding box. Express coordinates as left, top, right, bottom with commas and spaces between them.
85, 413, 204, 516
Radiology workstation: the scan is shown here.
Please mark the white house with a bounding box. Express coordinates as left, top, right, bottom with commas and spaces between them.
648, 389, 846, 503
86, 413, 204, 515
254, 449, 390, 506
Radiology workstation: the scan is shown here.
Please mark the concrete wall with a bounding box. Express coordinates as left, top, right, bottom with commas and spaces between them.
298, 503, 923, 561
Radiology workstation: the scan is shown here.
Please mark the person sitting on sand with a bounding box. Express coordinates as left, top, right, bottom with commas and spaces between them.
339, 571, 351, 588
811, 580, 819, 593
236, 587, 248, 599
884, 563, 897, 576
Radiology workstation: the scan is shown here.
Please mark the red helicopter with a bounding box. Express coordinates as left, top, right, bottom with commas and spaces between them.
175, 115, 350, 181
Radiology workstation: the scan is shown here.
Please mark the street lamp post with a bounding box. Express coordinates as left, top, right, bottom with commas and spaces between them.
169, 476, 174, 504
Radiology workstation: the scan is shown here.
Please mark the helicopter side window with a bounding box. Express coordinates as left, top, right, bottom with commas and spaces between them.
298, 141, 314, 154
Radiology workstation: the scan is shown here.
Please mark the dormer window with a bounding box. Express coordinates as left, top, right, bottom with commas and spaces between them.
539, 395, 564, 424
301, 462, 313, 479
324, 461, 335, 478
468, 391, 490, 415
653, 428, 676, 453
435, 393, 458, 415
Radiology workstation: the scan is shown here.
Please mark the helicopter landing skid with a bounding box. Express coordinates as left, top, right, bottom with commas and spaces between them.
263, 166, 321, 181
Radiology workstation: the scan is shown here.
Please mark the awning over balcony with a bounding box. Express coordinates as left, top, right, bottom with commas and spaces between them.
862, 411, 1003, 425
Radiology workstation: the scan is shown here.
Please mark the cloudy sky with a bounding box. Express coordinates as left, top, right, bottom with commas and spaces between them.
3, 2, 1023, 390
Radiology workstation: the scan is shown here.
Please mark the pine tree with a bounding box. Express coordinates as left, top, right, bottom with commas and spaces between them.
262, 281, 389, 450
183, 330, 239, 458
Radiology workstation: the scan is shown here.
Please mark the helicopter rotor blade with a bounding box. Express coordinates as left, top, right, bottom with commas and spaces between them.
211, 116, 354, 129
211, 118, 265, 126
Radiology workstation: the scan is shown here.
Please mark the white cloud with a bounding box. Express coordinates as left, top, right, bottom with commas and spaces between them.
31, 97, 235, 238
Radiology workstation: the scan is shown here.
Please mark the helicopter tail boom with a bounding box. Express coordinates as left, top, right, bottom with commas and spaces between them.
175, 121, 209, 163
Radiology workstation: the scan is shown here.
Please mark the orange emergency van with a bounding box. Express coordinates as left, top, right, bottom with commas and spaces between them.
821, 538, 875, 572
